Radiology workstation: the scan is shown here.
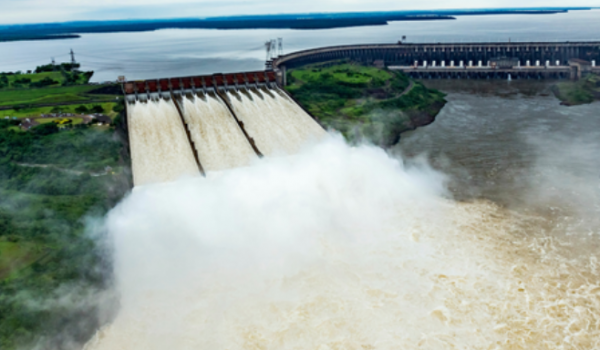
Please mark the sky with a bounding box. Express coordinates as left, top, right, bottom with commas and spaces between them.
0, 0, 598, 25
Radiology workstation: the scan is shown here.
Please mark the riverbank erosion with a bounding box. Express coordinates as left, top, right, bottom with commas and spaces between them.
285, 62, 446, 147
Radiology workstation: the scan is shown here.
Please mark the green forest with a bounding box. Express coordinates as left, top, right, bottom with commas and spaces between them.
285, 62, 446, 146
0, 116, 131, 350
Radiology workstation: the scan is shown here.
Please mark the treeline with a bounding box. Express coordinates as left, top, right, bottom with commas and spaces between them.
35, 63, 80, 73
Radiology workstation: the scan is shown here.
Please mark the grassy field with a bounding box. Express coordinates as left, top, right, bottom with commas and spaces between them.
286, 62, 445, 146
290, 64, 393, 86
1, 102, 120, 119
0, 85, 117, 108
553, 73, 600, 105
0, 241, 42, 280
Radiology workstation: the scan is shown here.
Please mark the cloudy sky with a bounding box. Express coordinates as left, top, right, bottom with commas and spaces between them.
0, 0, 598, 25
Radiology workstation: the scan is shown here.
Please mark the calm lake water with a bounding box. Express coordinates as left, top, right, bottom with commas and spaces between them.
1, 10, 600, 82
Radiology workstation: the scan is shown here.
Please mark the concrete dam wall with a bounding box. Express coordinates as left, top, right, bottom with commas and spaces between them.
124, 72, 326, 186
273, 41, 600, 81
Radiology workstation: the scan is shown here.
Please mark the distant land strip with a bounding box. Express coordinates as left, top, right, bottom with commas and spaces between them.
0, 7, 593, 43
0, 34, 80, 43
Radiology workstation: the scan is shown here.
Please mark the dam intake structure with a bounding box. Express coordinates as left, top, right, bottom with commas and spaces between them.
124, 71, 326, 186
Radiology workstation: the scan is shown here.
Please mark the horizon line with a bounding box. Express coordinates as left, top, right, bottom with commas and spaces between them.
0, 6, 594, 27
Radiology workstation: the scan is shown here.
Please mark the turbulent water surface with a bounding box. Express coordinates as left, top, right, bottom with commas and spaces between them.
179, 92, 258, 172
86, 82, 600, 349
127, 99, 200, 186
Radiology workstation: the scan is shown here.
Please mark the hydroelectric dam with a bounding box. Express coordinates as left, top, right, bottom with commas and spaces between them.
122, 41, 599, 186
123, 71, 326, 186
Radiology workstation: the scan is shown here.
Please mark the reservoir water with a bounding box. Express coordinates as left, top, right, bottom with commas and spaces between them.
1, 10, 599, 82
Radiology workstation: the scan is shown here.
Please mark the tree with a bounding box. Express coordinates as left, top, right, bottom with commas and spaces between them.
75, 105, 89, 114
90, 105, 104, 114
0, 75, 8, 89
31, 123, 59, 136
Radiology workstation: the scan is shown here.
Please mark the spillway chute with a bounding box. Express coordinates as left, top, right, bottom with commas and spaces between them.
223, 86, 326, 156
123, 71, 326, 185
174, 90, 259, 172
126, 97, 201, 186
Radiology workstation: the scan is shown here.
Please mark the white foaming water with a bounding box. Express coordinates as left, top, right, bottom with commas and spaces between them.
179, 93, 258, 172
86, 137, 600, 350
127, 99, 200, 186
226, 88, 326, 156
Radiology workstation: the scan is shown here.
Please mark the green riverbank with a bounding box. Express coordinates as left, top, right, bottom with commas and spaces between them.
552, 73, 600, 106
285, 62, 446, 146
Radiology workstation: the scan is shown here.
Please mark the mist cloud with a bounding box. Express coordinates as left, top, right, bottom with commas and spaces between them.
82, 134, 600, 349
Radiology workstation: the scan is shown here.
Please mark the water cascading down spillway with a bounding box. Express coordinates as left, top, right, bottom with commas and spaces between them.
176, 92, 258, 172
225, 87, 326, 156
124, 72, 327, 186
127, 97, 200, 186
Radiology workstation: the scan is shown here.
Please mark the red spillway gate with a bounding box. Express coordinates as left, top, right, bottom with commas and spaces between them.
135, 81, 146, 93
123, 70, 278, 96
224, 74, 235, 86
170, 78, 181, 90
214, 75, 224, 87
159, 79, 169, 91
182, 78, 192, 90
246, 73, 256, 84
235, 73, 246, 84
147, 80, 158, 93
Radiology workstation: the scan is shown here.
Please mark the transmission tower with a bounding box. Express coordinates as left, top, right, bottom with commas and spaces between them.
277, 38, 283, 56
270, 40, 277, 58
265, 40, 273, 61
51, 57, 55, 66
70, 49, 76, 64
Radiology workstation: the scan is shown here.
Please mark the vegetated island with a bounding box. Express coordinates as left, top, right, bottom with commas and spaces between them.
0, 65, 129, 350
552, 73, 600, 106
0, 7, 591, 42
285, 62, 446, 147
